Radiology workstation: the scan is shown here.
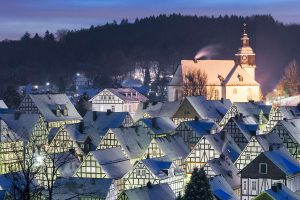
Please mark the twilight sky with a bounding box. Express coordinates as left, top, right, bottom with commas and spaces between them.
1, 0, 300, 40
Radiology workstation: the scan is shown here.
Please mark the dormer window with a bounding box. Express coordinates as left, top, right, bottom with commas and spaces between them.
238, 74, 243, 82
259, 163, 267, 174
59, 104, 68, 116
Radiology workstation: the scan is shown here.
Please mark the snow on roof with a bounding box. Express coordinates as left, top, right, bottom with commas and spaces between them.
158, 101, 181, 119
90, 88, 148, 102
230, 118, 257, 141
255, 132, 283, 151
279, 119, 300, 144
0, 113, 40, 141
186, 96, 231, 121
122, 183, 176, 200
209, 175, 239, 200
180, 119, 219, 136
139, 117, 176, 135
51, 177, 113, 200
64, 124, 89, 143
155, 133, 189, 160
204, 133, 241, 162
264, 149, 300, 175
111, 126, 151, 159
0, 100, 7, 109
234, 102, 271, 124
49, 152, 81, 178
207, 156, 240, 189
91, 147, 132, 179
264, 183, 300, 200
171, 60, 236, 86
27, 94, 82, 122
142, 156, 183, 178
84, 111, 132, 146
0, 190, 6, 200
133, 101, 163, 122
278, 106, 300, 119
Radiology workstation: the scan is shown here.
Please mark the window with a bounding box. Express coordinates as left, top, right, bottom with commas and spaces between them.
259, 163, 267, 174
246, 153, 251, 160
129, 105, 132, 112
111, 105, 115, 112
251, 181, 256, 190
233, 88, 237, 94
243, 180, 247, 190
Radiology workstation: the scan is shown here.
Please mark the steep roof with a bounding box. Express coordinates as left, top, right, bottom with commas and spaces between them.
279, 119, 300, 144
133, 102, 163, 122
263, 149, 300, 176
83, 111, 132, 145
171, 60, 236, 86
26, 94, 82, 122
90, 88, 148, 102
223, 65, 259, 86
139, 117, 176, 135
234, 102, 271, 124
155, 133, 190, 160
91, 147, 132, 179
186, 96, 231, 121
254, 132, 283, 151
209, 175, 239, 200
180, 119, 219, 136
0, 113, 41, 141
0, 100, 7, 109
158, 101, 181, 118
263, 184, 300, 200
111, 126, 152, 159
207, 156, 240, 189
122, 183, 176, 200
230, 118, 257, 141
51, 177, 113, 200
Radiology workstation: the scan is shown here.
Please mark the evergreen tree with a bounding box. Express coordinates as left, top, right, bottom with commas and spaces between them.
144, 67, 151, 86
2, 85, 22, 108
184, 168, 213, 200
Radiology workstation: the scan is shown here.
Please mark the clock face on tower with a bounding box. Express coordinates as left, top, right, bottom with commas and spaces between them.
241, 55, 248, 64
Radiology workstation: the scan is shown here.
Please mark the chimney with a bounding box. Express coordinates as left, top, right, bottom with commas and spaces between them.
283, 118, 287, 121
79, 122, 84, 133
193, 59, 198, 63
14, 111, 21, 120
92, 111, 97, 121
221, 98, 224, 104
194, 116, 199, 121
269, 145, 273, 151
106, 109, 112, 115
271, 185, 278, 193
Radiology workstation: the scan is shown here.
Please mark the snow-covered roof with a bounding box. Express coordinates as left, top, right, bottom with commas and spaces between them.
111, 126, 152, 159
230, 118, 257, 141
179, 119, 219, 136
0, 113, 41, 141
206, 156, 240, 189
122, 183, 176, 200
255, 132, 283, 151
142, 156, 183, 179
91, 147, 132, 179
49, 152, 81, 178
264, 183, 300, 200
158, 101, 181, 119
26, 94, 82, 122
204, 133, 241, 162
263, 149, 300, 176
209, 175, 239, 200
84, 111, 133, 146
186, 96, 231, 121
278, 106, 300, 119
0, 100, 7, 109
90, 88, 148, 102
50, 177, 113, 200
133, 102, 163, 122
155, 133, 189, 160
138, 117, 176, 135
234, 102, 271, 124
64, 124, 89, 143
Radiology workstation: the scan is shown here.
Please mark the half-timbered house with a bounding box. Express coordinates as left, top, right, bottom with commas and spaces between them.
219, 102, 271, 129
47, 124, 92, 159
118, 183, 175, 200
234, 132, 283, 171
222, 117, 257, 150
89, 88, 148, 116
123, 156, 185, 197
268, 118, 300, 160
171, 96, 231, 125
240, 149, 300, 200
136, 117, 176, 138
175, 119, 219, 150
74, 147, 132, 192
96, 126, 152, 164
185, 132, 241, 175
18, 94, 82, 129
133, 101, 163, 122
83, 111, 134, 147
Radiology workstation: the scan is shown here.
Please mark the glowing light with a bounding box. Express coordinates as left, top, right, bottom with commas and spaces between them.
46, 82, 50, 86
34, 85, 38, 89
76, 73, 80, 76
34, 154, 44, 166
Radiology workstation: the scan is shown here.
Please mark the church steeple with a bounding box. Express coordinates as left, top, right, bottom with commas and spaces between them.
235, 23, 255, 66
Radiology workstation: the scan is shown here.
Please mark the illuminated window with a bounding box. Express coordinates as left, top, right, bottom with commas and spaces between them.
233, 88, 237, 94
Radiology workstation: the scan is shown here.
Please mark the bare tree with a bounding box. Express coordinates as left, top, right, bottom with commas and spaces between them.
183, 69, 208, 97
206, 85, 216, 100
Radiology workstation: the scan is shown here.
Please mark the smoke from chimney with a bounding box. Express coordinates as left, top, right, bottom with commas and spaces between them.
194, 44, 222, 60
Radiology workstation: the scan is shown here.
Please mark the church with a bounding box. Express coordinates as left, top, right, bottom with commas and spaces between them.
168, 25, 261, 102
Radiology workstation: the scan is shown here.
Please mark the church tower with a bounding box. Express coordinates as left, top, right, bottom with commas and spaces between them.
235, 23, 256, 79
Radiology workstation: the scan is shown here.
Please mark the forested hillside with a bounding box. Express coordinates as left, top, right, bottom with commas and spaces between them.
0, 14, 299, 95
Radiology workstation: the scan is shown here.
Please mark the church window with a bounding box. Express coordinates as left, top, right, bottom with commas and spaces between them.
233, 88, 237, 94
214, 90, 219, 100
